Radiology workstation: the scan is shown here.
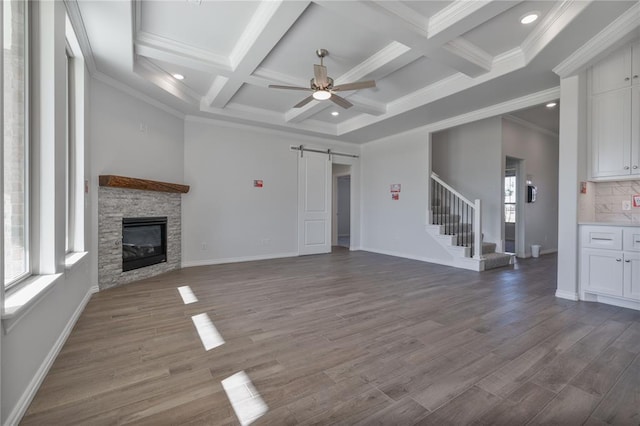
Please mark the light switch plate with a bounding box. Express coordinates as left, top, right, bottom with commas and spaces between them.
622, 200, 631, 211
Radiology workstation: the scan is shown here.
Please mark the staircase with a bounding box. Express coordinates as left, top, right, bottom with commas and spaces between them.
426, 173, 512, 271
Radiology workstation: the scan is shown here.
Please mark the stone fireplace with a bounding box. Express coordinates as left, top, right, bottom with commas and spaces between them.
98, 175, 189, 291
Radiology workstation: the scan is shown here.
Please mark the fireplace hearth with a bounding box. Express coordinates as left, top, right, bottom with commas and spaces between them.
122, 217, 167, 272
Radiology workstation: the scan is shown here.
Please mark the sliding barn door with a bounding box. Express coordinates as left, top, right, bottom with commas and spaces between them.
298, 151, 331, 255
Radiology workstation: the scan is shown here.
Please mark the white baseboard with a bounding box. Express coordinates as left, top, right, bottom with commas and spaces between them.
360, 247, 481, 271
4, 285, 95, 426
582, 292, 640, 311
555, 289, 579, 301
182, 252, 298, 268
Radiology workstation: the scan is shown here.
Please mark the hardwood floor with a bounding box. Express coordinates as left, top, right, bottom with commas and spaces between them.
22, 250, 640, 425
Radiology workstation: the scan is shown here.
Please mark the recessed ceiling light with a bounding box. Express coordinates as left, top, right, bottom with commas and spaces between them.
546, 102, 557, 108
172, 73, 185, 80
331, 111, 339, 116
520, 12, 539, 25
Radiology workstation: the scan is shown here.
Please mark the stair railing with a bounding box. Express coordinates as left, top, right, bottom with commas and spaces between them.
430, 173, 482, 259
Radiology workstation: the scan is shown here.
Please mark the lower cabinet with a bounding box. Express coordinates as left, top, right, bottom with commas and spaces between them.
580, 225, 640, 309
623, 251, 640, 300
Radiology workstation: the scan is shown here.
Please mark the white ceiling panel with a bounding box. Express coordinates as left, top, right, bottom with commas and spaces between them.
461, 1, 557, 56
310, 105, 363, 123
230, 83, 312, 114
258, 3, 393, 82
139, 1, 259, 58
146, 58, 214, 95
510, 102, 560, 134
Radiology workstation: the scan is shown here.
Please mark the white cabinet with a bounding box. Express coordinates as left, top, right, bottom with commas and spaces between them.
590, 42, 640, 179
623, 251, 640, 300
580, 226, 640, 308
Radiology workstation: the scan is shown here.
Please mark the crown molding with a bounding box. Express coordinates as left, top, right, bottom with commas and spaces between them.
443, 37, 493, 72
363, 86, 560, 144
335, 41, 412, 85
135, 30, 232, 72
203, 102, 338, 136
133, 56, 200, 105
521, 0, 591, 64
63, 0, 97, 74
93, 71, 185, 119
428, 0, 488, 39
184, 115, 359, 149
503, 114, 559, 138
553, 2, 640, 78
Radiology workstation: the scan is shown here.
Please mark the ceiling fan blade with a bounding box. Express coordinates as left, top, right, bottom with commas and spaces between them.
314, 64, 328, 87
332, 80, 376, 92
293, 95, 315, 108
268, 84, 312, 91
329, 94, 353, 109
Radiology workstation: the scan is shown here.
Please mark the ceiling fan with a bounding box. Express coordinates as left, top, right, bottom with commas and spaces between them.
268, 49, 376, 109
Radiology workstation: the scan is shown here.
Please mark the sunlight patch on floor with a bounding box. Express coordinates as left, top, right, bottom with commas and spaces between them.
191, 313, 224, 350
221, 371, 269, 426
177, 285, 198, 304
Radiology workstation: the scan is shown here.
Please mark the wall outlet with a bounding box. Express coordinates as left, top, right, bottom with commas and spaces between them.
622, 200, 631, 211
201, 243, 208, 251
260, 238, 270, 246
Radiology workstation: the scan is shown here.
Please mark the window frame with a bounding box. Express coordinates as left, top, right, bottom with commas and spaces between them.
4, 0, 31, 289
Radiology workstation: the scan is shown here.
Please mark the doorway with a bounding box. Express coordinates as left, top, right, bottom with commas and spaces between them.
332, 164, 351, 249
504, 157, 523, 255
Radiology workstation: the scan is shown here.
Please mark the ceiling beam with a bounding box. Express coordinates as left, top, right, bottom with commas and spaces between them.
204, 1, 310, 109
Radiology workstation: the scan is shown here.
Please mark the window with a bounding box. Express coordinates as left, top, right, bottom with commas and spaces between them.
4, 0, 30, 287
65, 47, 75, 253
504, 174, 516, 224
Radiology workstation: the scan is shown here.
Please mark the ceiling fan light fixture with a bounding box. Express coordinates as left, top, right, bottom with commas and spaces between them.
313, 90, 331, 101
520, 12, 539, 24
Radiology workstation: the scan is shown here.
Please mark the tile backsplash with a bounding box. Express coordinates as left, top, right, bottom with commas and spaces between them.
594, 180, 640, 223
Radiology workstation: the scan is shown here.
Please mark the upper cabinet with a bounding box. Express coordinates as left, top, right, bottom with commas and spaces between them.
591, 45, 638, 94
590, 41, 640, 179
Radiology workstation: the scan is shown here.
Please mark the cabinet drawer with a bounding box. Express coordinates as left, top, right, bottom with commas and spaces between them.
623, 228, 640, 251
581, 226, 622, 250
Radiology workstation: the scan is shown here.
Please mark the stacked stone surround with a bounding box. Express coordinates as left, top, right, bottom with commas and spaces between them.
594, 180, 640, 223
98, 187, 182, 290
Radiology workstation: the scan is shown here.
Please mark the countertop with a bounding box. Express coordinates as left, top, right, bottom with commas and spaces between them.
579, 222, 639, 227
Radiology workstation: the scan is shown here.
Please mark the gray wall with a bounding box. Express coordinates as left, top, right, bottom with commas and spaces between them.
502, 118, 559, 256
431, 117, 504, 248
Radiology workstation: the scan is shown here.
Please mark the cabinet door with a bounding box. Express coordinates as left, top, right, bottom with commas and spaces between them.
591, 89, 632, 177
581, 249, 624, 297
632, 85, 640, 174
623, 252, 640, 300
591, 46, 631, 94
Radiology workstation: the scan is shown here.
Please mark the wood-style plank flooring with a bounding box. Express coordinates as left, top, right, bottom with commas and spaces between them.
22, 250, 640, 425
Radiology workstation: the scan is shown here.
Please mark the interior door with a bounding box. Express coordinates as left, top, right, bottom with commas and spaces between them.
298, 151, 331, 255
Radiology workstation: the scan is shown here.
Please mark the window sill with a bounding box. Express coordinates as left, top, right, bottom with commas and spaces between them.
3, 273, 63, 322
65, 251, 88, 270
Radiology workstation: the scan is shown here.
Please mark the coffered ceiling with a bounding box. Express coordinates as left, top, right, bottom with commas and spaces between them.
71, 0, 639, 143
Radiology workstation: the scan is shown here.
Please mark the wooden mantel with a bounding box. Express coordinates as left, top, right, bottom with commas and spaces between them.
99, 175, 190, 194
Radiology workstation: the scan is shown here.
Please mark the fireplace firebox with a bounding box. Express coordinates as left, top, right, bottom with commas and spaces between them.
122, 217, 167, 272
